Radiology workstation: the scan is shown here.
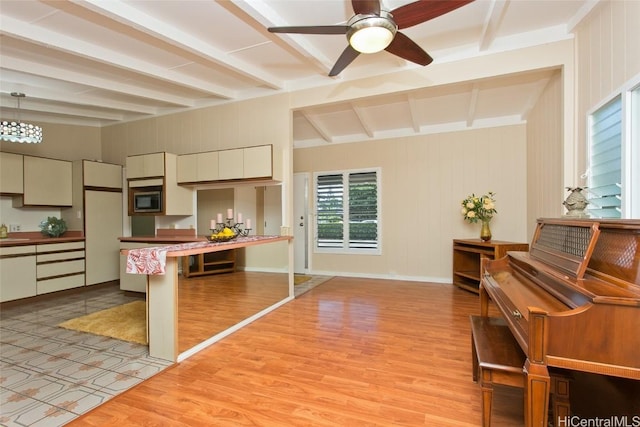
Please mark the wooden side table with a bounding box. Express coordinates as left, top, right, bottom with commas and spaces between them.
452, 239, 528, 293
181, 249, 235, 278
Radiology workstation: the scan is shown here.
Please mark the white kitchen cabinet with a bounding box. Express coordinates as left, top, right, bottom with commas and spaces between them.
218, 148, 244, 180
0, 152, 23, 194
177, 152, 219, 183
243, 145, 272, 178
19, 156, 72, 206
36, 241, 85, 295
83, 160, 122, 189
0, 245, 36, 302
126, 152, 165, 179
119, 242, 149, 293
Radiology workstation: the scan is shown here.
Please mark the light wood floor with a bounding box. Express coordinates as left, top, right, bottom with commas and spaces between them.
68, 277, 524, 426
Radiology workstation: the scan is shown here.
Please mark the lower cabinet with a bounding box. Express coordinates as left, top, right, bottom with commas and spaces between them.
36, 242, 85, 295
119, 242, 149, 293
0, 245, 36, 302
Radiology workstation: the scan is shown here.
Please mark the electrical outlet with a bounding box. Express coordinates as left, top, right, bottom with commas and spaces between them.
9, 224, 21, 232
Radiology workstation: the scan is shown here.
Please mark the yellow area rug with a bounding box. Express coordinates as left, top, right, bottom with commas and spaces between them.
58, 301, 147, 345
294, 274, 312, 285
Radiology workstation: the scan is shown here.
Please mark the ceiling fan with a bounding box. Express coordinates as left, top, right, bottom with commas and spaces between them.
268, 0, 475, 76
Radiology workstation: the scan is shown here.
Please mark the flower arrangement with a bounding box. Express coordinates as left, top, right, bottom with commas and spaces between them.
461, 192, 497, 224
39, 216, 67, 237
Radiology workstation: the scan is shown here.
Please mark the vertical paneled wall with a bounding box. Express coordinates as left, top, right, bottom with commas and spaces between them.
294, 124, 527, 281
525, 72, 564, 239
574, 0, 640, 178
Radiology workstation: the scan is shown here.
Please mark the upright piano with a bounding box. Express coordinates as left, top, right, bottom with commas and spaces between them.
480, 218, 640, 426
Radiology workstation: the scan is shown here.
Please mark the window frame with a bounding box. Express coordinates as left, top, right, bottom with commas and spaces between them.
313, 167, 382, 255
586, 75, 640, 219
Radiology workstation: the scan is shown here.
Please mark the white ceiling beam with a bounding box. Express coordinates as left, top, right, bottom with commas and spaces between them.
407, 94, 420, 133
0, 98, 125, 121
479, 0, 510, 52
1, 57, 195, 108
300, 111, 332, 143
351, 104, 374, 138
520, 78, 551, 121
0, 85, 158, 115
228, 0, 335, 75
466, 84, 480, 127
72, 0, 284, 90
1, 16, 236, 100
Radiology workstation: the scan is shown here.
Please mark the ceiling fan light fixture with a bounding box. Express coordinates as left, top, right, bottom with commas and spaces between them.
1, 93, 43, 144
347, 14, 397, 54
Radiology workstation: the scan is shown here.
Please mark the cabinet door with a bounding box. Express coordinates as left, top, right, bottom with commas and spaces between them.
177, 154, 198, 183
126, 153, 165, 179
83, 161, 122, 189
243, 145, 272, 178
197, 151, 219, 181
0, 246, 36, 302
0, 152, 23, 194
85, 190, 123, 285
218, 149, 243, 180
23, 156, 72, 206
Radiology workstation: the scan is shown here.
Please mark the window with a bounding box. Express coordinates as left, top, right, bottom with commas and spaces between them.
315, 169, 381, 254
587, 80, 640, 218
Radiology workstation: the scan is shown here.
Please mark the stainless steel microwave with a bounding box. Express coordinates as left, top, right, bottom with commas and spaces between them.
133, 190, 162, 213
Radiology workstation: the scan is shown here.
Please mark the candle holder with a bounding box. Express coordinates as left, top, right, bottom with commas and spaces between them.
207, 217, 251, 242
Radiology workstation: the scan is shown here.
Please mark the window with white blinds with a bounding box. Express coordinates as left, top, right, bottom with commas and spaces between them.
586, 79, 640, 219
588, 96, 622, 218
315, 169, 380, 253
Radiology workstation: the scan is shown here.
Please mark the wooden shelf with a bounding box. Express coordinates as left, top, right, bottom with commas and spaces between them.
182, 249, 235, 278
452, 239, 528, 294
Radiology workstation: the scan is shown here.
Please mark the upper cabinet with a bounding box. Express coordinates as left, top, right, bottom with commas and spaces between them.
177, 151, 219, 183
83, 160, 122, 189
177, 145, 272, 185
0, 152, 23, 194
17, 156, 72, 207
125, 152, 165, 179
126, 152, 193, 216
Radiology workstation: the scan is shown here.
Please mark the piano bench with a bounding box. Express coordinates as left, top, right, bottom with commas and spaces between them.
470, 315, 571, 427
470, 315, 526, 427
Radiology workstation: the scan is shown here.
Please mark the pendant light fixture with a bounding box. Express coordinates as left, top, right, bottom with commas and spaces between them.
1, 92, 43, 144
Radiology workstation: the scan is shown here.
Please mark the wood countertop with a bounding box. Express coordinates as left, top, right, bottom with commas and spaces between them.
0, 231, 84, 247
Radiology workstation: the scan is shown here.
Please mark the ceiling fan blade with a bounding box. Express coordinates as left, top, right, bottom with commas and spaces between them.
385, 32, 433, 66
329, 45, 361, 76
352, 0, 380, 15
391, 0, 475, 29
268, 25, 349, 35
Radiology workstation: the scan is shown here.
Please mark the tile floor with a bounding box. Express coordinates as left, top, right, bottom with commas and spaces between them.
0, 285, 173, 427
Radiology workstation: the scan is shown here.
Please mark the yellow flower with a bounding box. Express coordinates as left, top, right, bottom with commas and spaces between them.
466, 201, 475, 209
466, 211, 476, 218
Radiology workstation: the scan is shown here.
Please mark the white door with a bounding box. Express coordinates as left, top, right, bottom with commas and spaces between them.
293, 173, 309, 274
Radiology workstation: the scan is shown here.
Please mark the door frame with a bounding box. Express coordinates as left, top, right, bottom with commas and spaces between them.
293, 172, 310, 274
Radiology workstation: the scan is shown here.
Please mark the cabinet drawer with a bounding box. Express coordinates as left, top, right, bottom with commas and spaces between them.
37, 259, 85, 278
0, 245, 36, 256
37, 241, 84, 253
37, 250, 85, 263
37, 273, 85, 295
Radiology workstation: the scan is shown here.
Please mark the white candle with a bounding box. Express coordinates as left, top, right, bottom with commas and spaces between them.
246, 219, 251, 229
237, 213, 243, 223
217, 213, 223, 223
227, 208, 233, 219
210, 220, 216, 230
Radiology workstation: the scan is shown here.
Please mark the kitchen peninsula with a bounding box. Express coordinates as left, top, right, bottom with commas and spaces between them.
123, 235, 292, 362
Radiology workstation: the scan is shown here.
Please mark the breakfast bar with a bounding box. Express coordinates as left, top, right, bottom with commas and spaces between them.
124, 235, 293, 362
